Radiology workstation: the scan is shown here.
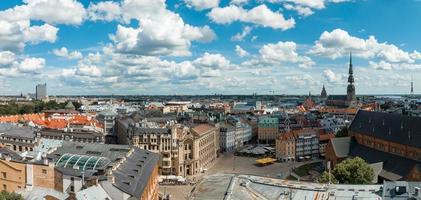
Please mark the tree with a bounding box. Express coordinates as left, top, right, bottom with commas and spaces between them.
317, 171, 338, 184
318, 157, 374, 184
0, 191, 23, 200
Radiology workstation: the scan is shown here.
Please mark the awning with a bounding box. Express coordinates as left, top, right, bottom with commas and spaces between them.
255, 157, 276, 165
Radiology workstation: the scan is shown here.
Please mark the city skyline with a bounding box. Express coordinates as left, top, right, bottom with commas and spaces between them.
1, 0, 421, 95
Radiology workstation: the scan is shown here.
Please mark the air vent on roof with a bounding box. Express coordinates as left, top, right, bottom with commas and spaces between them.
123, 181, 130, 185
76, 146, 83, 149
133, 169, 139, 173
110, 148, 128, 152
86, 151, 101, 155
129, 175, 135, 179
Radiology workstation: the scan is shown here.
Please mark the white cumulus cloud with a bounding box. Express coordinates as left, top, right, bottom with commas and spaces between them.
88, 1, 121, 22
184, 0, 220, 10
208, 4, 295, 30
17, 57, 45, 73
309, 29, 414, 63
235, 45, 249, 57
53, 47, 83, 60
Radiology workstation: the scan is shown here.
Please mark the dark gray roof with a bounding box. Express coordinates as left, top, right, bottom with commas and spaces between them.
349, 143, 420, 180
0, 126, 36, 140
330, 137, 351, 158
145, 116, 176, 123
0, 147, 23, 161
350, 110, 421, 148
112, 147, 160, 199
116, 117, 135, 130
133, 127, 170, 135
40, 129, 103, 139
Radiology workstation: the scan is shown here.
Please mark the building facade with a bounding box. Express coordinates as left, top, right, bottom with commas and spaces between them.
276, 128, 321, 161
275, 131, 296, 161
219, 124, 235, 152
0, 148, 63, 194
0, 126, 38, 152
116, 117, 219, 177
258, 117, 279, 144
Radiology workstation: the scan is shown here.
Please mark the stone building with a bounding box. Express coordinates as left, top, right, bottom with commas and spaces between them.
175, 124, 218, 176
0, 148, 63, 195
116, 117, 219, 177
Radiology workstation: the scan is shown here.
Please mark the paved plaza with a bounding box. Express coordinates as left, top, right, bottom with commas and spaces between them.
159, 152, 321, 199
206, 152, 296, 179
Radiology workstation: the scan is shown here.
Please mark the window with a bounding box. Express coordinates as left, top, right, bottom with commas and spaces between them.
1, 172, 6, 179
42, 169, 47, 174
3, 184, 6, 190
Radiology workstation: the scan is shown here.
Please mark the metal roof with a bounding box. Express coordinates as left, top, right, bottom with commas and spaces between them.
55, 153, 111, 171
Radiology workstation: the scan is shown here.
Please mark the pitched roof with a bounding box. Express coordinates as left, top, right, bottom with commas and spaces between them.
191, 124, 215, 136
0, 147, 23, 161
330, 137, 351, 158
112, 148, 160, 199
349, 143, 420, 180
0, 126, 36, 140
349, 110, 421, 148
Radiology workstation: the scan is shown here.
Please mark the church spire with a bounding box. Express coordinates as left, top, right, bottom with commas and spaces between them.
348, 52, 354, 84
321, 84, 327, 99
346, 52, 356, 103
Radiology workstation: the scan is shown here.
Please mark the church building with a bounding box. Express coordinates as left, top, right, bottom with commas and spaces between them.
325, 53, 358, 108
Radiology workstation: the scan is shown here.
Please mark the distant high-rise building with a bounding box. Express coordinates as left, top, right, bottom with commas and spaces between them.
411, 76, 414, 96
35, 83, 47, 100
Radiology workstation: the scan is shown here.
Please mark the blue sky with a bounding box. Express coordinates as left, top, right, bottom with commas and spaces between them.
0, 0, 420, 95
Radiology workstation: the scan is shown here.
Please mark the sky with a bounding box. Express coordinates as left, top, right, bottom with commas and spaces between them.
1, 0, 421, 95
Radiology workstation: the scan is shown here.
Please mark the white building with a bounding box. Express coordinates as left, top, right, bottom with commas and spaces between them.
219, 123, 235, 152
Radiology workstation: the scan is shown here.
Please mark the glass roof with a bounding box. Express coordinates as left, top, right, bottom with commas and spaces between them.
55, 153, 111, 171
